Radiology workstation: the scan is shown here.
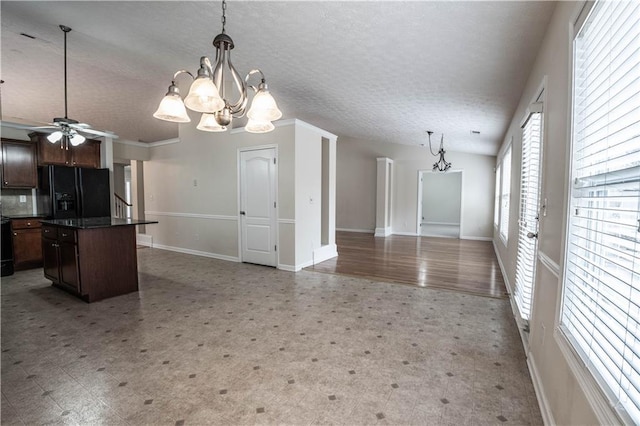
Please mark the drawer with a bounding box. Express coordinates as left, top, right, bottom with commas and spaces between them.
12, 218, 42, 230
58, 229, 76, 244
42, 225, 58, 240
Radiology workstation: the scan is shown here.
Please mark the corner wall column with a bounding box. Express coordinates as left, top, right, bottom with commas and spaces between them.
375, 157, 393, 237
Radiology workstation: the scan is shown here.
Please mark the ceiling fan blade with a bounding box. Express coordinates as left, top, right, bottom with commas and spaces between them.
0, 120, 58, 133
73, 126, 119, 139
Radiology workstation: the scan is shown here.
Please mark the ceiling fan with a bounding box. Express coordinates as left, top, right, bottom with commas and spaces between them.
2, 25, 118, 147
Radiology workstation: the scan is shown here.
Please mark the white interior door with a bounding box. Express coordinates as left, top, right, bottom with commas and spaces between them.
240, 148, 277, 266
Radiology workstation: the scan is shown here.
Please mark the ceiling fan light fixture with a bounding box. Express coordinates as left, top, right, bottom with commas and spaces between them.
197, 113, 227, 132
245, 118, 275, 134
47, 131, 63, 143
153, 83, 191, 123
69, 132, 86, 146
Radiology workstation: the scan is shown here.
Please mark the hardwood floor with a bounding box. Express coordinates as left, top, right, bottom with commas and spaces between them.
308, 231, 508, 298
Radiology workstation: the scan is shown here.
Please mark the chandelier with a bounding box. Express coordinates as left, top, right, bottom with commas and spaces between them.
426, 131, 452, 172
153, 0, 282, 133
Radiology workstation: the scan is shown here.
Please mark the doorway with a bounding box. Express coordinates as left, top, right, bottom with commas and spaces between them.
238, 147, 278, 267
417, 171, 462, 238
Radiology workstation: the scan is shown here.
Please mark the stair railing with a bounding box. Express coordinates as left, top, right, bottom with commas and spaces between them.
114, 193, 133, 219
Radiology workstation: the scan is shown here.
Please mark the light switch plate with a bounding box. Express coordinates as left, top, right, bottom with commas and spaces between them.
19, 195, 27, 203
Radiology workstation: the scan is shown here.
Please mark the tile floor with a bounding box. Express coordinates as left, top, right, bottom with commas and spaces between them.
1, 248, 542, 425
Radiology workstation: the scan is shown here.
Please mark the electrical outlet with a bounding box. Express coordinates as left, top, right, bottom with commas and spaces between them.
193, 179, 198, 187
19, 195, 27, 203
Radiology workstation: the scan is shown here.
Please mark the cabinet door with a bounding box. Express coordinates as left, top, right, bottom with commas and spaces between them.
59, 241, 80, 292
42, 239, 60, 282
1, 140, 37, 188
33, 134, 69, 166
13, 228, 43, 268
71, 140, 100, 168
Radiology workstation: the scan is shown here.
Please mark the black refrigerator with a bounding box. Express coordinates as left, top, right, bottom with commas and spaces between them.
39, 166, 111, 219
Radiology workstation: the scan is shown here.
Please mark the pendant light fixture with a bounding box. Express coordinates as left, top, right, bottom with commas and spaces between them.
154, 0, 282, 133
426, 131, 452, 172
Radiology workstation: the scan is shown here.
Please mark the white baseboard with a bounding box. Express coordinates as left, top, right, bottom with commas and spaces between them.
152, 243, 240, 263
393, 231, 419, 236
492, 239, 512, 294
460, 235, 493, 241
374, 226, 392, 237
527, 352, 555, 426
336, 228, 373, 233
313, 244, 338, 264
277, 263, 297, 272
137, 234, 153, 246
423, 221, 461, 226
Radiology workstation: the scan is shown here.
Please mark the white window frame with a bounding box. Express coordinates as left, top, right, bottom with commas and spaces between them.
555, 2, 640, 424
499, 143, 512, 244
494, 163, 501, 228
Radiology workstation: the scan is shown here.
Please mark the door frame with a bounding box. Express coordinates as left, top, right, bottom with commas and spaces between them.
416, 169, 464, 237
514, 77, 546, 329
236, 144, 279, 265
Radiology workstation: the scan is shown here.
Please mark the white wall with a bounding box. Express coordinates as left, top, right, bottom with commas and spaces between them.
493, 1, 606, 424
337, 136, 495, 239
422, 172, 462, 224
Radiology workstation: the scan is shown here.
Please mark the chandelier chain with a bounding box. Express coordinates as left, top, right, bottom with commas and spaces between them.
221, 0, 227, 33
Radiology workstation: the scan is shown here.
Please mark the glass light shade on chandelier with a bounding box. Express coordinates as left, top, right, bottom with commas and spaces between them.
245, 118, 275, 134
197, 113, 227, 132
184, 73, 224, 113
247, 87, 282, 122
153, 83, 191, 123
153, 0, 282, 133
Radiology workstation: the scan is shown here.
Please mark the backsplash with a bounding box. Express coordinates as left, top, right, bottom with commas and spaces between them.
1, 189, 36, 216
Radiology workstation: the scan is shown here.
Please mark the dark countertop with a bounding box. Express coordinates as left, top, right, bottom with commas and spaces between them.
40, 217, 158, 230
2, 214, 48, 219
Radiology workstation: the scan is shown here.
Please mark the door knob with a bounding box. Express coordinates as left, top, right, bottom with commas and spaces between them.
240, 211, 246, 215
527, 232, 538, 239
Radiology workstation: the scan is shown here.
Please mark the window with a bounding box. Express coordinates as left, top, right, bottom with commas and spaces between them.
499, 145, 512, 242
494, 164, 501, 227
560, 1, 640, 424
515, 105, 543, 321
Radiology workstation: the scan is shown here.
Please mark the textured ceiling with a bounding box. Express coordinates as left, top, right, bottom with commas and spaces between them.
0, 1, 556, 155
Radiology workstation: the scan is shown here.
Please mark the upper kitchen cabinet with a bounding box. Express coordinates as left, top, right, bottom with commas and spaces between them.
1, 139, 38, 188
31, 133, 101, 168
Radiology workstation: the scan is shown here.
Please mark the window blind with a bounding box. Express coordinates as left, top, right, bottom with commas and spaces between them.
500, 146, 512, 242
514, 109, 542, 320
495, 164, 501, 227
561, 1, 640, 423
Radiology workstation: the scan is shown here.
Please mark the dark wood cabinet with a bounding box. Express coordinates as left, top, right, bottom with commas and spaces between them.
12, 218, 43, 270
1, 139, 37, 188
41, 225, 80, 293
70, 140, 101, 168
36, 135, 68, 166
41, 222, 141, 302
31, 133, 101, 168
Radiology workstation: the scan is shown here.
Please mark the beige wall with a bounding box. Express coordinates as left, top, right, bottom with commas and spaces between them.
143, 118, 335, 270
493, 1, 608, 424
337, 136, 495, 239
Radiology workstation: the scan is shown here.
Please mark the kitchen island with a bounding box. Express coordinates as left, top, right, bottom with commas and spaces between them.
41, 217, 157, 302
